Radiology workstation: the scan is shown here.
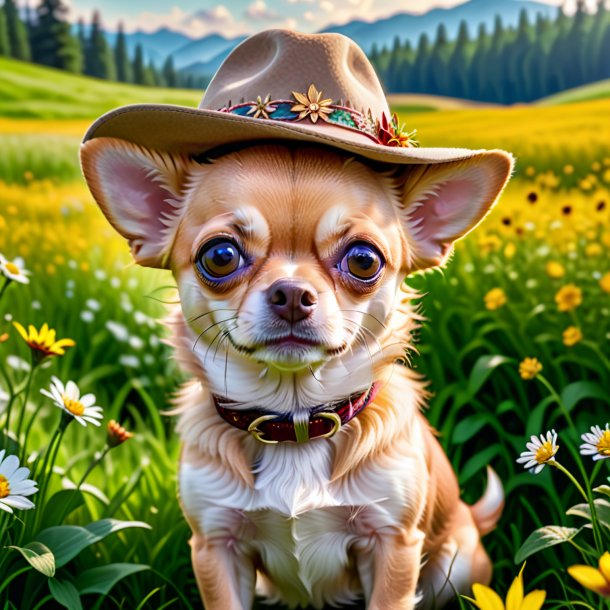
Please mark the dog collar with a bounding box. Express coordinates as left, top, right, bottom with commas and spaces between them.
214, 382, 380, 444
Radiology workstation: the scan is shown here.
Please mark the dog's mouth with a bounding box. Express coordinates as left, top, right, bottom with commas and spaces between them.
226, 331, 348, 369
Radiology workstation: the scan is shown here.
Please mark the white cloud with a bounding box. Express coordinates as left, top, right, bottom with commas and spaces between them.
320, 1, 334, 12
246, 0, 278, 19
303, 10, 316, 21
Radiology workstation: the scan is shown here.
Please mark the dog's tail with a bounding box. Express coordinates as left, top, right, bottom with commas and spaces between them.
469, 466, 504, 536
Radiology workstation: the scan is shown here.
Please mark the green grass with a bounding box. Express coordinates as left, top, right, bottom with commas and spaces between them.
539, 78, 610, 105
0, 57, 200, 120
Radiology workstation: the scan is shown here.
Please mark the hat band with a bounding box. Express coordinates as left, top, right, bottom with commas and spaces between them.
218, 83, 417, 149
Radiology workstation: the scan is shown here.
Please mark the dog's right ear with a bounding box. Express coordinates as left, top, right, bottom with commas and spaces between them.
80, 137, 194, 268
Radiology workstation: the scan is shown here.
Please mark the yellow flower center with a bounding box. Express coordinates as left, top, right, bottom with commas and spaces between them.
309, 102, 319, 112
0, 474, 10, 499
597, 430, 610, 456
5, 262, 19, 275
535, 441, 558, 464
63, 396, 85, 416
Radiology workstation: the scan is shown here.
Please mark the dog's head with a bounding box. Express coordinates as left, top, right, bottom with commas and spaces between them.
81, 139, 511, 408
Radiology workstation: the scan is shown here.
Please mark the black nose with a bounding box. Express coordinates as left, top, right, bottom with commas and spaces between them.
267, 279, 318, 322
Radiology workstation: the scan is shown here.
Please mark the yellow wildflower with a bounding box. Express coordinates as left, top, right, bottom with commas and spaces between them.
484, 288, 507, 311
563, 164, 574, 175
504, 243, 516, 259
479, 234, 502, 254
465, 563, 545, 610
12, 322, 75, 360
519, 357, 542, 380
545, 261, 565, 279
568, 552, 610, 598
585, 243, 602, 257
562, 326, 582, 347
555, 284, 582, 312
600, 272, 610, 293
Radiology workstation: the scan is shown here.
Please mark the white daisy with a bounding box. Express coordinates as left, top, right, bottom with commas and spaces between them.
580, 424, 610, 461
516, 429, 559, 474
0, 254, 30, 285
41, 376, 104, 427
0, 450, 38, 513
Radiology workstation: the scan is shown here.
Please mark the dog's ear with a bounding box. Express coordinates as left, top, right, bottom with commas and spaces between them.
80, 137, 194, 268
396, 151, 513, 270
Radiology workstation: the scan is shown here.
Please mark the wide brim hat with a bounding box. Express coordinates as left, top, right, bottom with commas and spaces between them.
84, 29, 488, 165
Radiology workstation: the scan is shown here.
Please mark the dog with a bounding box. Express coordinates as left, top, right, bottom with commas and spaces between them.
81, 30, 512, 610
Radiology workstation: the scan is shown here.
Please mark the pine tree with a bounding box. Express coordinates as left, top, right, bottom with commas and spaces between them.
4, 0, 30, 60
427, 24, 451, 95
132, 43, 146, 85
30, 0, 82, 71
587, 0, 608, 81
411, 33, 431, 93
469, 23, 489, 100
487, 15, 508, 103
545, 7, 570, 96
386, 36, 402, 92
506, 9, 533, 102
84, 11, 115, 79
162, 55, 177, 88
563, 0, 589, 89
447, 20, 471, 98
114, 22, 132, 82
0, 7, 9, 57
145, 58, 157, 86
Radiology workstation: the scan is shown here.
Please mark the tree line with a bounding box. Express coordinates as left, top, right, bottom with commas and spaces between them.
1, 0, 609, 100
370, 0, 610, 103
0, 0, 205, 89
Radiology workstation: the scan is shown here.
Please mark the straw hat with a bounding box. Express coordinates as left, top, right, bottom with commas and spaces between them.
84, 29, 486, 165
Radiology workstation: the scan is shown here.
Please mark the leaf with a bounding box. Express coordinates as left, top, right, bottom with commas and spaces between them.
594, 485, 610, 498
35, 519, 151, 568
514, 526, 581, 563
8, 542, 55, 577
467, 355, 512, 397
452, 415, 488, 444
560, 381, 609, 413
460, 445, 501, 484
48, 578, 83, 610
41, 489, 85, 528
75, 563, 150, 596
566, 499, 610, 529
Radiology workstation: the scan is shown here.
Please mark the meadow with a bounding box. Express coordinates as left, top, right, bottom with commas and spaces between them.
0, 58, 609, 609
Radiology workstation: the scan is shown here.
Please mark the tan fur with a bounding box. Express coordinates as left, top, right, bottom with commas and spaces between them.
81, 139, 512, 609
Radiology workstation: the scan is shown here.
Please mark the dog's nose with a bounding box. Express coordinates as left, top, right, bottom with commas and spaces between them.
267, 279, 318, 322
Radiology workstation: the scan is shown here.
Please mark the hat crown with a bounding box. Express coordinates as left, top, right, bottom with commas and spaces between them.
200, 29, 391, 118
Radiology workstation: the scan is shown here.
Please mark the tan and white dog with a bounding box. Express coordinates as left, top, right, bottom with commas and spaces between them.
81, 30, 512, 610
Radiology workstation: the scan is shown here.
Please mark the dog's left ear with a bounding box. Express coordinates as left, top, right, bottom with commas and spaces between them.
395, 151, 514, 270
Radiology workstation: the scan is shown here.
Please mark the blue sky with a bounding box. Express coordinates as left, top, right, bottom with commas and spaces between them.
64, 0, 574, 38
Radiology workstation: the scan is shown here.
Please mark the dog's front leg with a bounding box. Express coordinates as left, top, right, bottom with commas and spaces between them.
190, 532, 255, 610
364, 527, 425, 610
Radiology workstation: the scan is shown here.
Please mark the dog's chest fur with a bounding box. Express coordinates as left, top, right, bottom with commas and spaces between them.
179, 402, 427, 608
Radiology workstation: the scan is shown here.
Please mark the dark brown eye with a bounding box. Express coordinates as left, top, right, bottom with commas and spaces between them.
340, 243, 384, 281
196, 239, 243, 279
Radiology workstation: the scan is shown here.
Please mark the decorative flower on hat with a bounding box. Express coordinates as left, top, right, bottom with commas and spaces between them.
291, 84, 334, 123
247, 94, 276, 120
376, 113, 417, 148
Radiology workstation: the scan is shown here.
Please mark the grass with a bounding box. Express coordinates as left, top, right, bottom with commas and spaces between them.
539, 78, 610, 105
0, 72, 609, 609
0, 57, 199, 120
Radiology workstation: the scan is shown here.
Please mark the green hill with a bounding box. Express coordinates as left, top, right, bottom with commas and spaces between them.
0, 57, 200, 120
538, 78, 610, 106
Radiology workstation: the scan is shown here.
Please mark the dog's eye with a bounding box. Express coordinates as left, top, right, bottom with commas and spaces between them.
196, 239, 244, 279
340, 243, 384, 281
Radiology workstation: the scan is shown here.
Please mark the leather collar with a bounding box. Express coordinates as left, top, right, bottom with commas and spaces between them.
214, 382, 380, 444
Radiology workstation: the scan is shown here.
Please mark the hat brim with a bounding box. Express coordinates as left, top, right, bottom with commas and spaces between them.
83, 103, 486, 165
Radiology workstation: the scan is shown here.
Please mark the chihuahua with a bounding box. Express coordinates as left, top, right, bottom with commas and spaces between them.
81, 137, 512, 609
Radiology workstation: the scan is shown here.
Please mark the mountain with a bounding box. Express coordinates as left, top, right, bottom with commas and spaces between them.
170, 33, 247, 70
105, 27, 192, 66
321, 0, 558, 52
